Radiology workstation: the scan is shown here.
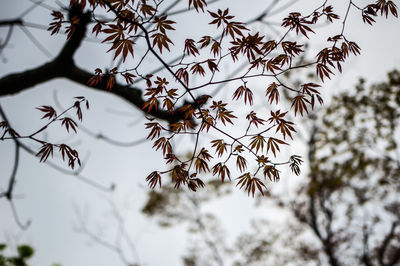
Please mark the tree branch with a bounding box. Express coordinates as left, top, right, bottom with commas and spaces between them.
0, 5, 185, 124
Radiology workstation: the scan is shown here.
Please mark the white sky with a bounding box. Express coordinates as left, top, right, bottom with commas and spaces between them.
0, 1, 400, 265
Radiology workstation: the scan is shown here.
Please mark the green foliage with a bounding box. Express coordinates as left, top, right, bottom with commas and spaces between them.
0, 244, 34, 266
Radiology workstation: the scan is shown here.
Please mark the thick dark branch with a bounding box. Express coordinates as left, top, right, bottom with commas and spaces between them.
0, 19, 23, 27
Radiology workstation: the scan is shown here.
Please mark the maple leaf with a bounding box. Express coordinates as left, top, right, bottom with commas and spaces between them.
232, 85, 253, 105
102, 23, 125, 43
236, 173, 266, 197
291, 95, 310, 116
60, 117, 78, 133
282, 12, 315, 38
211, 139, 228, 157
230, 33, 264, 61
198, 36, 211, 48
154, 15, 176, 34
36, 143, 54, 163
195, 158, 209, 173
246, 111, 265, 128
225, 21, 248, 39
266, 82, 280, 104
267, 137, 288, 157
212, 163, 231, 182
316, 63, 333, 82
217, 109, 236, 125
249, 135, 265, 154
263, 165, 280, 182
189, 0, 207, 12
184, 39, 199, 56
236, 155, 247, 172
140, 3, 156, 17
208, 8, 233, 27
151, 33, 173, 53
289, 155, 303, 175
146, 171, 162, 189
190, 63, 205, 76
36, 106, 57, 120
175, 68, 189, 86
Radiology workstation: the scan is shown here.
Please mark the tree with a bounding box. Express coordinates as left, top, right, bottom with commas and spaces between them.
280, 70, 400, 266
1, 0, 398, 200
0, 1, 399, 264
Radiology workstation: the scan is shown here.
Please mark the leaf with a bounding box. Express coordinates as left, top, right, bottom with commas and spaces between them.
289, 155, 303, 175
140, 3, 156, 17
172, 165, 188, 189
236, 173, 266, 197
146, 171, 162, 189
36, 143, 53, 163
249, 135, 265, 154
267, 137, 288, 157
348, 41, 361, 56
276, 119, 296, 140
122, 72, 136, 84
189, 0, 207, 12
60, 117, 78, 133
236, 155, 247, 172
190, 63, 206, 76
87, 68, 102, 86
212, 163, 231, 182
145, 122, 162, 140
282, 12, 315, 38
153, 137, 172, 156
198, 36, 211, 48
246, 111, 265, 128
211, 139, 228, 157
188, 178, 205, 191
232, 85, 253, 105
198, 147, 213, 161
36, 106, 57, 120
195, 158, 209, 173
154, 15, 176, 34
58, 144, 80, 169
142, 97, 158, 113
74, 101, 83, 121
281, 41, 304, 57
211, 41, 221, 57
208, 8, 233, 27
184, 39, 199, 56
316, 63, 333, 82
175, 68, 189, 86
263, 165, 280, 182
291, 95, 310, 116
225, 21, 248, 39
266, 82, 279, 104
217, 109, 236, 125
151, 33, 173, 53
107, 39, 135, 62
301, 83, 321, 96
230, 33, 264, 61
207, 59, 219, 73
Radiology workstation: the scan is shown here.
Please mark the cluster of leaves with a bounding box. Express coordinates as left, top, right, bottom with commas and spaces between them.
43, 0, 399, 195
0, 97, 89, 169
146, 70, 400, 266
0, 244, 33, 266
